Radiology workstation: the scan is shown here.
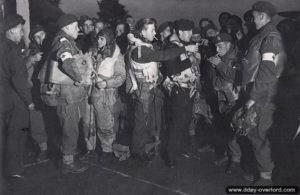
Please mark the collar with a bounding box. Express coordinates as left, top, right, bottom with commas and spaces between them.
257, 22, 275, 35
57, 30, 75, 41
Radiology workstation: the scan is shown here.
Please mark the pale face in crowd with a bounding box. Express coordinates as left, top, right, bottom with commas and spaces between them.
141, 24, 156, 42
126, 16, 135, 31
116, 23, 125, 37
216, 41, 231, 56
253, 10, 265, 30
178, 29, 193, 42
64, 22, 79, 39
97, 36, 106, 49
8, 24, 24, 43
200, 21, 210, 29
82, 19, 94, 35
94, 21, 105, 34
206, 28, 218, 38
33, 30, 46, 45
191, 33, 201, 43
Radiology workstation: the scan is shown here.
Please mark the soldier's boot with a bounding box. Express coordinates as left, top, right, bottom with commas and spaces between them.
61, 160, 88, 174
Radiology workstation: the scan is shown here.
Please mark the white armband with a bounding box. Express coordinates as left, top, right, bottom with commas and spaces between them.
60, 52, 72, 62
262, 52, 275, 63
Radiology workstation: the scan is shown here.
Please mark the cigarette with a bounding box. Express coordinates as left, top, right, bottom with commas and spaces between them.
153, 36, 158, 40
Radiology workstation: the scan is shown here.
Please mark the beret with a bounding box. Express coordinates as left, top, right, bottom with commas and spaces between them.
213, 33, 232, 44
174, 19, 194, 31
57, 14, 78, 29
4, 14, 25, 31
252, 1, 277, 17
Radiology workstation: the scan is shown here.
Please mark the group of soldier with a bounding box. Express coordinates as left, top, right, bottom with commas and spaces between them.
1, 0, 300, 188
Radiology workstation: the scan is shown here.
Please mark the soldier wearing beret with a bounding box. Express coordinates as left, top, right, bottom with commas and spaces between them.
39, 14, 89, 174
25, 24, 50, 162
162, 18, 201, 168
0, 14, 34, 179
242, 1, 286, 185
208, 33, 245, 172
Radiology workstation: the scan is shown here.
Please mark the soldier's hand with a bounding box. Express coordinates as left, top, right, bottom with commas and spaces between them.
74, 80, 85, 86
96, 81, 107, 89
28, 103, 35, 111
245, 99, 255, 109
31, 52, 43, 63
208, 56, 221, 66
35, 52, 43, 61
185, 45, 199, 53
129, 82, 138, 94
200, 39, 209, 46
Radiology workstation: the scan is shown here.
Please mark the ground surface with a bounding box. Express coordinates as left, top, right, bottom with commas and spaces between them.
6, 148, 255, 195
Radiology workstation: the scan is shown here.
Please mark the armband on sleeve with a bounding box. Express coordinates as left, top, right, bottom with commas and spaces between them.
59, 52, 73, 62
262, 52, 275, 63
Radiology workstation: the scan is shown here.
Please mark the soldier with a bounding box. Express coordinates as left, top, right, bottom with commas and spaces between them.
1, 14, 34, 178
40, 14, 89, 174
208, 33, 243, 170
77, 15, 95, 53
128, 18, 198, 163
162, 19, 201, 168
26, 25, 49, 162
91, 28, 126, 161
242, 1, 286, 185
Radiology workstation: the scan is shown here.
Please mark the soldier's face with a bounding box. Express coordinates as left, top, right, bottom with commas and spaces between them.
216, 41, 231, 56
83, 20, 94, 35
226, 19, 240, 34
141, 24, 156, 42
10, 24, 24, 43
253, 11, 264, 30
67, 22, 79, 39
200, 21, 210, 28
191, 33, 201, 43
97, 36, 106, 48
33, 31, 46, 45
206, 29, 217, 38
179, 30, 193, 42
161, 27, 171, 40
116, 24, 125, 37
126, 17, 135, 31
219, 14, 230, 27
94, 22, 105, 34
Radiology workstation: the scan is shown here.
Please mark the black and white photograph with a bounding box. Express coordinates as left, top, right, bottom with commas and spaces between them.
0, 0, 300, 194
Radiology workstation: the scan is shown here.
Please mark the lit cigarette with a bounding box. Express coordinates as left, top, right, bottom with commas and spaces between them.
153, 36, 158, 40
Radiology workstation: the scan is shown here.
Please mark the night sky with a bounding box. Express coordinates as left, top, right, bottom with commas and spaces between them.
60, 0, 300, 24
